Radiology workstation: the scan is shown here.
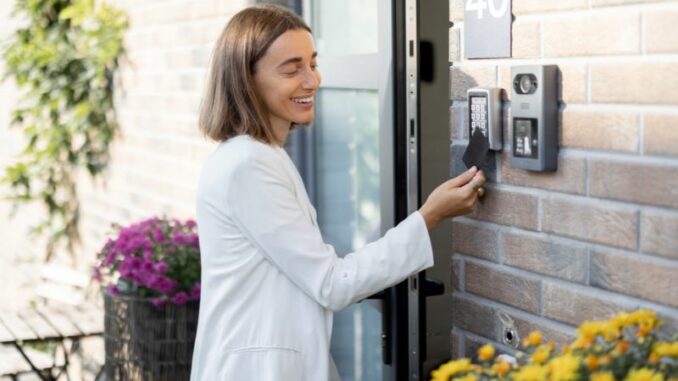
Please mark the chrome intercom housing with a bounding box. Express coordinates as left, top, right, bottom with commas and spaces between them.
467, 87, 503, 151
510, 65, 559, 171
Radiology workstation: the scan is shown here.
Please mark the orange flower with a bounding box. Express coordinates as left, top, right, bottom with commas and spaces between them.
492, 360, 511, 377
615, 340, 630, 354
585, 354, 599, 371
599, 355, 612, 366
648, 352, 660, 364
637, 324, 651, 338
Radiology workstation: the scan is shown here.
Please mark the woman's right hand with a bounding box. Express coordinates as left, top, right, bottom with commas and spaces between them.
418, 166, 486, 230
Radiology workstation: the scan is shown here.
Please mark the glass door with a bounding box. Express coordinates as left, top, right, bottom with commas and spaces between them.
299, 0, 394, 379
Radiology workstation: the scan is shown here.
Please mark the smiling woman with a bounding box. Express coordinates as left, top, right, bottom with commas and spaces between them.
252, 28, 321, 144
191, 5, 485, 381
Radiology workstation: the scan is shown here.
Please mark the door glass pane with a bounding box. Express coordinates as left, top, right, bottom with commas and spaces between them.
312, 0, 378, 56
313, 89, 382, 381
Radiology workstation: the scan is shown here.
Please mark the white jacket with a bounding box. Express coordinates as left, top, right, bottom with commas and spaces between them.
191, 135, 433, 380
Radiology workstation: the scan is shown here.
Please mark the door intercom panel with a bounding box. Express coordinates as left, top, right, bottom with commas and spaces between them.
467, 87, 502, 151
510, 65, 558, 171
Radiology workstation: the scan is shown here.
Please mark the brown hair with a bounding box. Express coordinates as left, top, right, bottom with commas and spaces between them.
198, 5, 311, 143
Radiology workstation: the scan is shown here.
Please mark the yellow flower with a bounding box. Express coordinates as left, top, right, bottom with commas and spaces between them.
431, 359, 472, 381
547, 354, 581, 381
626, 310, 659, 329
652, 342, 678, 358
530, 346, 552, 365
624, 368, 664, 381
492, 361, 511, 377
477, 344, 495, 362
523, 331, 543, 347
513, 364, 548, 381
577, 321, 618, 343
591, 371, 616, 381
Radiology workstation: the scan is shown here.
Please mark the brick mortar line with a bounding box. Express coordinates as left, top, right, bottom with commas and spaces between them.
454, 291, 578, 334
635, 210, 642, 252
452, 54, 678, 66
458, 276, 678, 323
461, 254, 579, 285
557, 147, 678, 165
124, 16, 233, 33
114, 146, 204, 170
454, 217, 678, 259
486, 183, 641, 211
562, 103, 678, 113
640, 10, 646, 55
512, 3, 678, 22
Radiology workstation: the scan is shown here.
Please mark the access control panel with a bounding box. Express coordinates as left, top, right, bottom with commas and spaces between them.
468, 87, 502, 151
510, 65, 558, 171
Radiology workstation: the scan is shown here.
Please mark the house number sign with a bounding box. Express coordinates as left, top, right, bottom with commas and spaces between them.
464, 0, 512, 59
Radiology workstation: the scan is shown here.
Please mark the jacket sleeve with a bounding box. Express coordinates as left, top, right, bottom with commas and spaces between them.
227, 151, 433, 312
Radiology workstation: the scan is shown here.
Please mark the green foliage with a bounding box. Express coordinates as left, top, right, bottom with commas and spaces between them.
2, 0, 127, 259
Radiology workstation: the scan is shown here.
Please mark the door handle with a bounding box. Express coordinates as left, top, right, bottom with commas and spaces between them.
422, 277, 444, 297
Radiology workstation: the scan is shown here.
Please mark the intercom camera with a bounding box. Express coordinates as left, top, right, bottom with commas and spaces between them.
510, 65, 559, 172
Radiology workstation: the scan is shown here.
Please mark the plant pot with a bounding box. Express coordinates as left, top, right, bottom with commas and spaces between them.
103, 292, 199, 381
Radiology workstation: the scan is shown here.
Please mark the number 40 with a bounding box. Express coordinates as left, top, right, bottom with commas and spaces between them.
466, 0, 509, 19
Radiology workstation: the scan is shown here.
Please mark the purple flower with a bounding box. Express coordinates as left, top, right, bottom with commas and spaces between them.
92, 267, 102, 281
107, 285, 120, 296
172, 233, 188, 245
185, 220, 197, 228
153, 261, 169, 274
171, 291, 188, 305
190, 282, 201, 300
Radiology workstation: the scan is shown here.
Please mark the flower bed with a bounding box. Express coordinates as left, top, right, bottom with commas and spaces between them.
431, 310, 678, 381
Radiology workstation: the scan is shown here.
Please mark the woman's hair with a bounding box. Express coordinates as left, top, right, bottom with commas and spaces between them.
199, 5, 311, 143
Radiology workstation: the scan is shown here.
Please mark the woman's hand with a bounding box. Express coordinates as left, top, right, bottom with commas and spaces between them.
418, 166, 486, 230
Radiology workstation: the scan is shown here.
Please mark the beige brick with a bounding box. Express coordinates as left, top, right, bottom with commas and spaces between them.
591, 62, 678, 105
542, 197, 638, 249
452, 257, 463, 290
499, 153, 586, 194
561, 110, 639, 153
450, 329, 462, 359
646, 10, 678, 53
450, 0, 464, 22
589, 160, 678, 209
511, 315, 576, 350
559, 65, 588, 104
513, 0, 588, 14
452, 221, 499, 261
469, 189, 539, 230
591, 250, 678, 308
465, 262, 541, 313
452, 295, 499, 338
501, 65, 586, 103
543, 13, 640, 57
450, 106, 459, 140
592, 0, 676, 7
542, 282, 622, 326
450, 27, 461, 62
512, 22, 540, 59
644, 114, 678, 157
502, 233, 588, 283
450, 66, 497, 101
640, 211, 678, 260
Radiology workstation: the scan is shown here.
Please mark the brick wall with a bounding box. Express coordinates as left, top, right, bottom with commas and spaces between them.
0, 0, 248, 305
449, 0, 678, 358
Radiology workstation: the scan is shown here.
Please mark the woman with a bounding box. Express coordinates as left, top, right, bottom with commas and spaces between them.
191, 5, 485, 380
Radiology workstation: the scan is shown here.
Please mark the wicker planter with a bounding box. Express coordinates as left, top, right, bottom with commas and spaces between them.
103, 292, 199, 381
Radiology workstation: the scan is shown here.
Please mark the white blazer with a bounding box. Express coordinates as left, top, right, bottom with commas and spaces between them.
191, 135, 433, 381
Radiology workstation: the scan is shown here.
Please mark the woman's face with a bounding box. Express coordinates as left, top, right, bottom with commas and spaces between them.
253, 29, 321, 134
